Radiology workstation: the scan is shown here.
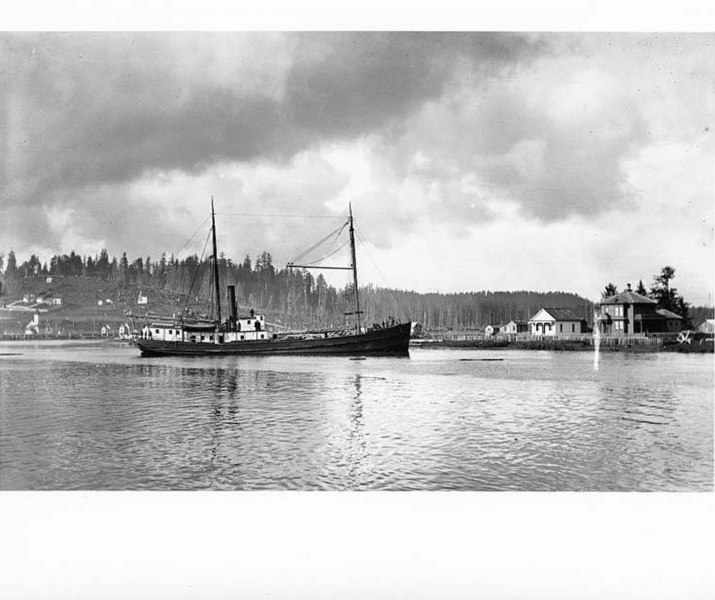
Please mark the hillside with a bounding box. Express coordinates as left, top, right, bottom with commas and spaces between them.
0, 270, 596, 338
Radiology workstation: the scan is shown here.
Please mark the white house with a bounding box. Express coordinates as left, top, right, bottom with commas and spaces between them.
698, 319, 715, 334
24, 312, 40, 336
137, 294, 148, 305
529, 308, 584, 336
502, 320, 529, 334
484, 324, 500, 336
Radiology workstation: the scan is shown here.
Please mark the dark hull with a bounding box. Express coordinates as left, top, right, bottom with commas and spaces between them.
133, 322, 411, 357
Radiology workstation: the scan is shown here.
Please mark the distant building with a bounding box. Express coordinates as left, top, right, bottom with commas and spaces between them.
598, 284, 683, 334
484, 324, 500, 336
655, 309, 683, 333
97, 300, 103, 306
24, 312, 40, 336
100, 325, 112, 337
698, 319, 715, 334
529, 308, 584, 336
502, 320, 528, 334
137, 294, 148, 305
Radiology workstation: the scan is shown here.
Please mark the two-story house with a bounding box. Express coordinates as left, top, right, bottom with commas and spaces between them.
598, 284, 682, 334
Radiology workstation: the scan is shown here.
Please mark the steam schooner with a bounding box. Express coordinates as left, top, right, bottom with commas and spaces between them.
132, 200, 411, 357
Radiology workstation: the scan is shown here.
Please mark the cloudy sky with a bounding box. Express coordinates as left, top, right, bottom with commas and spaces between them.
2, 31, 713, 303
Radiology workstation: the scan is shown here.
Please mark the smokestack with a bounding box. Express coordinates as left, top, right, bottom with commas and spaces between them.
627, 283, 632, 292
227, 285, 237, 323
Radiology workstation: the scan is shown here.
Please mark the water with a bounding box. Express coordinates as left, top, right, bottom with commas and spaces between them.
0, 341, 712, 490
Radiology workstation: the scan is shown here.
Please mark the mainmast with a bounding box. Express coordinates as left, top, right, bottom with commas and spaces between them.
211, 197, 222, 324
348, 203, 361, 333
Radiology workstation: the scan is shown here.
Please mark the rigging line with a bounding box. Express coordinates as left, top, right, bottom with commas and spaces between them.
182, 228, 213, 316
354, 227, 406, 321
174, 216, 211, 257
298, 240, 350, 267
288, 221, 348, 265
216, 212, 347, 219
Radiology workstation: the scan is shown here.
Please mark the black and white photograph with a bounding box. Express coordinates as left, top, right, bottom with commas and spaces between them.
1, 2, 714, 598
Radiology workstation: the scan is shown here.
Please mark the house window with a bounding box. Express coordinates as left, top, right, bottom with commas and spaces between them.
572, 324, 575, 332
559, 324, 563, 332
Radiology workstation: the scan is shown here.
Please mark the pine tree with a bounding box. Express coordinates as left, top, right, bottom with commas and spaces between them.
601, 283, 618, 299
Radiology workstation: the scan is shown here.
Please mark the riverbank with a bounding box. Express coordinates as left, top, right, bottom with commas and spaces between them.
411, 335, 714, 353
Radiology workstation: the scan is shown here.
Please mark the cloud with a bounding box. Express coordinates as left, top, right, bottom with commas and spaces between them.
2, 32, 542, 204
2, 32, 547, 254
1, 32, 712, 303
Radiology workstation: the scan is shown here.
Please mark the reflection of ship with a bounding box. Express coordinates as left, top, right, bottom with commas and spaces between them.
133, 200, 411, 357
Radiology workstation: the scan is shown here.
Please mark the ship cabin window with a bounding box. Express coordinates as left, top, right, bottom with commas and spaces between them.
169, 330, 173, 335
572, 324, 575, 332
155, 329, 160, 334
240, 335, 244, 340
218, 335, 224, 344
201, 335, 205, 342
190, 336, 196, 343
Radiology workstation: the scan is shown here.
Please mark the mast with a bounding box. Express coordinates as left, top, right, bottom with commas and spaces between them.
348, 203, 361, 332
211, 197, 222, 324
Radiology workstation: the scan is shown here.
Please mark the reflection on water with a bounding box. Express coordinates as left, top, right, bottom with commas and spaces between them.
0, 344, 712, 491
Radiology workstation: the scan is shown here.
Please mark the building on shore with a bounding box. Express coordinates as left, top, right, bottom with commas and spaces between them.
528, 307, 585, 336
502, 320, 529, 334
485, 324, 500, 336
597, 284, 683, 335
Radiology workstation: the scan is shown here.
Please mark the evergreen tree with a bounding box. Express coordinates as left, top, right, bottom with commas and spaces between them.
601, 283, 618, 300
5, 250, 18, 279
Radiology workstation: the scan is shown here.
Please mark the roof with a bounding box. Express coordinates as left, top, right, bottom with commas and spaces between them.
529, 307, 582, 322
656, 308, 683, 320
601, 290, 656, 305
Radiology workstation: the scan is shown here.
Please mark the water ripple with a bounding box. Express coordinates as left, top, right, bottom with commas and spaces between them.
0, 345, 712, 491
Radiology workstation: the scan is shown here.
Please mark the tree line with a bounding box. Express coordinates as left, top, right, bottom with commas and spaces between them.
2, 249, 700, 331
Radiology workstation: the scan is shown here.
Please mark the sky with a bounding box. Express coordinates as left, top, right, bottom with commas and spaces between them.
2, 31, 713, 304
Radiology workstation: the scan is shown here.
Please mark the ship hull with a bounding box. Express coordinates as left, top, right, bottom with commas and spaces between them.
133, 322, 411, 357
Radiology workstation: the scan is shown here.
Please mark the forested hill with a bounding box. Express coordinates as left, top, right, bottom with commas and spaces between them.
361, 287, 593, 330
2, 249, 594, 330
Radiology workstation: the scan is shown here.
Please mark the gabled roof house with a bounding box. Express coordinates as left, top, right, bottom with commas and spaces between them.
598, 283, 683, 334
529, 307, 585, 336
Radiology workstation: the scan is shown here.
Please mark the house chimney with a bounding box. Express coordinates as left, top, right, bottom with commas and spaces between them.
627, 283, 632, 292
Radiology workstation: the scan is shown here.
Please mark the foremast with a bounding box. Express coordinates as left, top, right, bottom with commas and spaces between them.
211, 197, 222, 325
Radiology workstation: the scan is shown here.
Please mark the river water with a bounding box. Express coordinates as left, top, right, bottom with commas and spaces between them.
0, 341, 712, 491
